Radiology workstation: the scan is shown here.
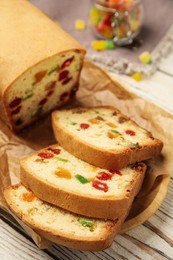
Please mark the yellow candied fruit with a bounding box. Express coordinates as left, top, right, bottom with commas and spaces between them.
91, 166, 99, 172
107, 131, 119, 139
131, 73, 143, 81
91, 40, 106, 51
55, 168, 72, 179
130, 20, 140, 33
139, 51, 152, 64
106, 122, 117, 128
88, 118, 100, 124
89, 7, 101, 26
22, 193, 35, 202
75, 19, 86, 31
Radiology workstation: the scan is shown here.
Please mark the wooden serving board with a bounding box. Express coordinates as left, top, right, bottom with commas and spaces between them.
122, 174, 170, 233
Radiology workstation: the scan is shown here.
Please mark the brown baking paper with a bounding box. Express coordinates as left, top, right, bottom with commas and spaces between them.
0, 60, 172, 248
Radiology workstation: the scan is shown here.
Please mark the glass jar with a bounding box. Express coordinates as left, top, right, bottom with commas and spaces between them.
89, 0, 143, 45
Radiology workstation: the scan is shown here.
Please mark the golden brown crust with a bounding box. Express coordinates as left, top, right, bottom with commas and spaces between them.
34, 225, 117, 251
3, 184, 124, 251
20, 158, 146, 220
52, 106, 163, 170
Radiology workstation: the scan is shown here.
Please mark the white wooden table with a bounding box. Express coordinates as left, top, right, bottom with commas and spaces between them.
0, 52, 173, 260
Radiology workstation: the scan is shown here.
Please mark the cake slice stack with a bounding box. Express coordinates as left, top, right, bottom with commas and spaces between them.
4, 106, 163, 251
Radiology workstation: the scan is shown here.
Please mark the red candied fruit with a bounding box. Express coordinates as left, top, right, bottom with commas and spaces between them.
52, 149, 61, 154
125, 129, 136, 136
37, 152, 54, 159
80, 123, 90, 129
96, 171, 112, 181
60, 92, 69, 102
62, 77, 72, 85
92, 180, 108, 192
9, 97, 22, 108
60, 57, 74, 70
39, 98, 47, 106
110, 169, 122, 176
48, 148, 61, 155
46, 90, 54, 97
11, 106, 22, 115
58, 70, 69, 81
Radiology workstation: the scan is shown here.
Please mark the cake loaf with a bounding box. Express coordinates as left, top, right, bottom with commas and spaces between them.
52, 106, 163, 170
4, 184, 126, 251
0, 0, 85, 132
20, 144, 146, 219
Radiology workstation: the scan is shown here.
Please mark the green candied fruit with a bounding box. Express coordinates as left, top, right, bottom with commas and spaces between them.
48, 64, 60, 75
55, 157, 68, 163
78, 217, 94, 228
75, 174, 90, 184
88, 110, 99, 114
69, 121, 77, 125
23, 90, 33, 100
110, 129, 120, 134
105, 40, 115, 50
119, 141, 139, 149
31, 107, 43, 117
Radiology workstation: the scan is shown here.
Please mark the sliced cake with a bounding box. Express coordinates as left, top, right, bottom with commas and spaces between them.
4, 184, 126, 251
52, 106, 163, 170
20, 144, 147, 219
0, 0, 85, 132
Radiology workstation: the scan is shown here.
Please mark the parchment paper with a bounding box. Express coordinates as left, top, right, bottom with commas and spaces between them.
0, 60, 172, 248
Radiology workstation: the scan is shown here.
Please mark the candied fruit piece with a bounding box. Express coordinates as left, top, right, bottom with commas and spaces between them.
132, 73, 143, 81
22, 193, 35, 202
139, 51, 152, 64
91, 40, 106, 51
78, 218, 94, 228
80, 123, 90, 129
34, 70, 47, 83
55, 168, 72, 179
75, 19, 86, 30
105, 40, 115, 49
92, 180, 108, 192
9, 97, 22, 108
75, 174, 90, 184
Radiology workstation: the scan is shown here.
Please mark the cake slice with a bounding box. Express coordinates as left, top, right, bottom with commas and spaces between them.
52, 106, 163, 170
0, 0, 85, 132
4, 184, 126, 251
20, 144, 146, 219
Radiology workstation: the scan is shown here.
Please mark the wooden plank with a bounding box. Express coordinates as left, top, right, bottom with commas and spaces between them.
159, 52, 173, 76
110, 70, 173, 114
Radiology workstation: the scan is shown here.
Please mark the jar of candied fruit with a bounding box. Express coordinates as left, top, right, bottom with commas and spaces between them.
89, 0, 143, 45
